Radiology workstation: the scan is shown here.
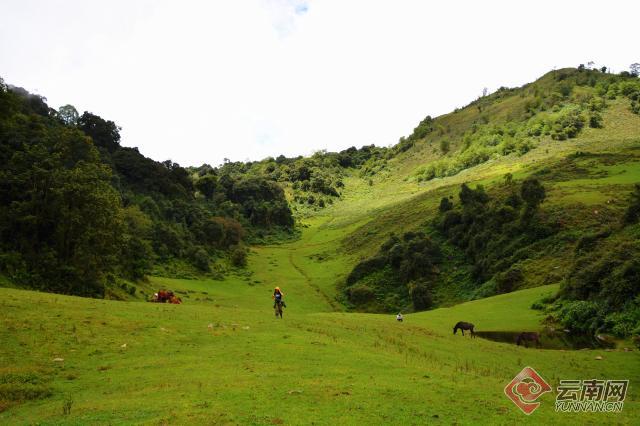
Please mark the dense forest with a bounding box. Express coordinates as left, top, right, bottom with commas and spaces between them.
0, 78, 297, 297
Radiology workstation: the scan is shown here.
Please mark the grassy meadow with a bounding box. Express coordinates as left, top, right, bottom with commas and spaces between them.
1, 224, 639, 424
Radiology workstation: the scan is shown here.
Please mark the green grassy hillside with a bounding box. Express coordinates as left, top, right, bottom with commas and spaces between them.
323, 71, 640, 338
2, 68, 640, 424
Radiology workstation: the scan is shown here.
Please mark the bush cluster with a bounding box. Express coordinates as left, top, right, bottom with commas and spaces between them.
344, 232, 441, 312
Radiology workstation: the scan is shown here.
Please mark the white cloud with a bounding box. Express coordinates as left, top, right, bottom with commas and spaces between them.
1, 0, 639, 166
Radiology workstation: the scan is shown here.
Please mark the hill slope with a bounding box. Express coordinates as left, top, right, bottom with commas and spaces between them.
2, 67, 640, 423
315, 69, 640, 340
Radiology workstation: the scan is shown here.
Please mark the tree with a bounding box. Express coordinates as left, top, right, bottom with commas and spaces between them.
520, 178, 546, 225
459, 183, 489, 206
53, 162, 124, 295
120, 205, 153, 279
191, 247, 210, 271
630, 63, 640, 78
195, 174, 219, 199
521, 178, 546, 208
439, 197, 453, 213
77, 112, 122, 153
58, 104, 79, 125
589, 112, 603, 128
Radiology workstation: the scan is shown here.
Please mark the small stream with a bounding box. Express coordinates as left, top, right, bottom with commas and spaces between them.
474, 329, 615, 350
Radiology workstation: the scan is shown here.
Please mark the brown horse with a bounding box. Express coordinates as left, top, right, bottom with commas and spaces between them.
453, 321, 475, 337
274, 300, 284, 318
516, 332, 541, 347
153, 290, 174, 303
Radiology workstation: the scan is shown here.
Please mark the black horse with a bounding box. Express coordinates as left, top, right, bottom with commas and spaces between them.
516, 332, 540, 347
453, 321, 475, 337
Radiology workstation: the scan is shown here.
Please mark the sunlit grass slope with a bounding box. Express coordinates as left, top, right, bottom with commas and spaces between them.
1, 278, 638, 424
329, 100, 640, 260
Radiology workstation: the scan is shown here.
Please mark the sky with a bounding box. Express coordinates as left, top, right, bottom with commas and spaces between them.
1, 0, 639, 167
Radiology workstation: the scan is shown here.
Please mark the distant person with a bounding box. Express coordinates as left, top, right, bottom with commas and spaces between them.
273, 286, 286, 308
396, 312, 403, 322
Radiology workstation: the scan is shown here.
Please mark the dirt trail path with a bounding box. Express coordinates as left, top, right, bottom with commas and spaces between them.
287, 250, 340, 311
253, 216, 343, 312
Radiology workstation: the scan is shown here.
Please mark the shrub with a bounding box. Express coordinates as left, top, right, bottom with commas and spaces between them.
531, 301, 545, 310
549, 106, 585, 140
348, 284, 376, 304
439, 197, 453, 212
0, 371, 52, 403
439, 139, 450, 154
603, 310, 640, 338
0, 383, 52, 402
589, 112, 603, 128
191, 247, 210, 272
344, 232, 441, 311
494, 267, 524, 294
558, 301, 601, 333
230, 245, 247, 267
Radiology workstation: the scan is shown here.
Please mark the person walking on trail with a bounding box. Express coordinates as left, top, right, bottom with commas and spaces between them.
273, 286, 286, 308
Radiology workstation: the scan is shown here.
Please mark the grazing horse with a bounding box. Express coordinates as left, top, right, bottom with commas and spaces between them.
274, 300, 284, 319
453, 321, 475, 337
516, 332, 540, 347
